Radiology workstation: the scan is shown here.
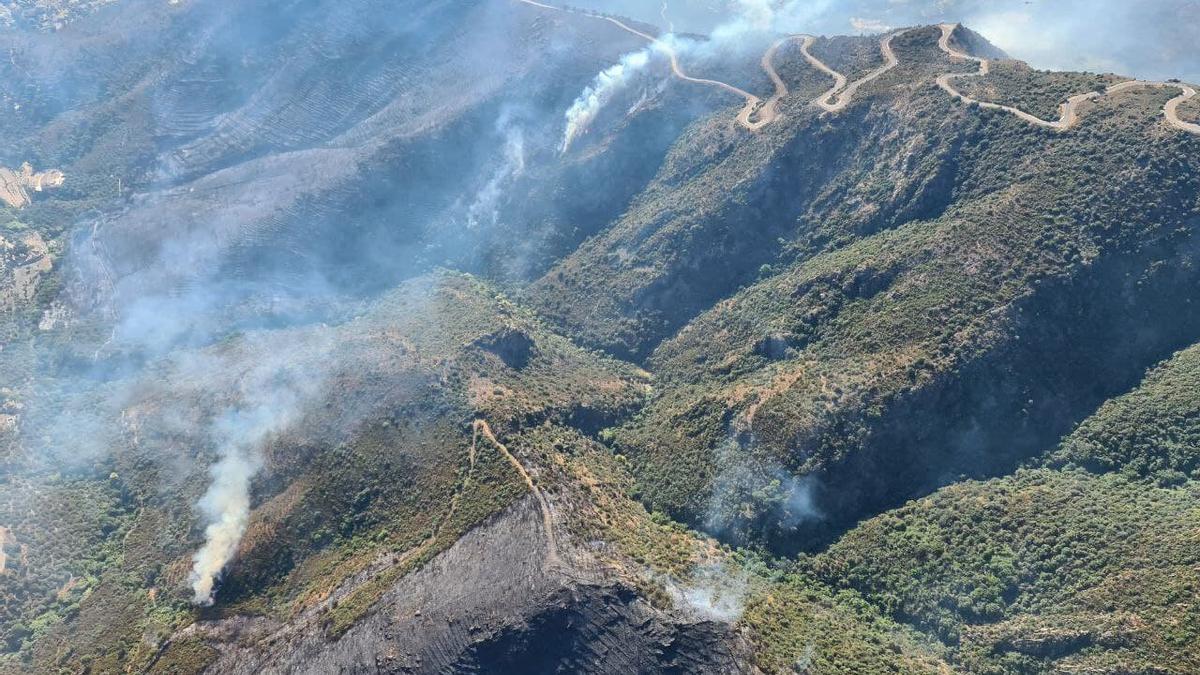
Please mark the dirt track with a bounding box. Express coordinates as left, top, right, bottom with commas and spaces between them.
1112, 80, 1200, 134
473, 419, 560, 568
514, 0, 764, 130
515, 1, 1199, 137
811, 29, 912, 111
936, 23, 1199, 135
741, 36, 807, 129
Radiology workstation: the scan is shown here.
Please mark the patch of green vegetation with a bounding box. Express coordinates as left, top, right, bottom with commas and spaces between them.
1045, 343, 1200, 484
814, 469, 1200, 672
957, 60, 1119, 120
616, 75, 1200, 544
0, 476, 132, 655
1178, 93, 1200, 122
554, 424, 714, 578
741, 570, 950, 674
821, 341, 1200, 675
145, 637, 219, 674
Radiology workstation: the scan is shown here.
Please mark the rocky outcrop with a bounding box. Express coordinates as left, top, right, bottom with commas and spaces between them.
186, 498, 755, 674
0, 163, 63, 209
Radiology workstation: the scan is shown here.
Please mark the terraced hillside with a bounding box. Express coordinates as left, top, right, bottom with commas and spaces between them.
2, 1, 1199, 673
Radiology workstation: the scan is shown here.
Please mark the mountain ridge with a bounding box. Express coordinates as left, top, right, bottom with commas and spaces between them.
2, 2, 1199, 673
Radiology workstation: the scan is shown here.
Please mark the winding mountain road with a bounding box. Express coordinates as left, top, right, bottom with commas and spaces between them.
752, 30, 907, 123
741, 36, 808, 129
808, 30, 911, 113
796, 36, 846, 111
1111, 80, 1200, 135
936, 23, 1100, 131
515, 1, 1199, 137
514, 0, 764, 130
936, 23, 1199, 135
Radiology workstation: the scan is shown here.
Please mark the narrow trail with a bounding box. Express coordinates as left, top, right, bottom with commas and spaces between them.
797, 36, 846, 111
514, 2, 1199, 137
813, 29, 910, 113
472, 419, 561, 569
514, 0, 764, 130
936, 23, 1200, 135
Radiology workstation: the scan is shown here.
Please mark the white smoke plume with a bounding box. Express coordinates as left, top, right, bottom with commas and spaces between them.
190, 441, 259, 605
670, 561, 750, 622
185, 330, 334, 605
558, 0, 832, 153
561, 46, 656, 153
467, 115, 526, 230
703, 434, 825, 542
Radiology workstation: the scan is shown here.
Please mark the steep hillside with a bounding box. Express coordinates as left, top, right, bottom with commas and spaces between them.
614, 26, 1200, 550
2, 272, 652, 670
2, 2, 1199, 674
816, 341, 1200, 672
527, 26, 984, 359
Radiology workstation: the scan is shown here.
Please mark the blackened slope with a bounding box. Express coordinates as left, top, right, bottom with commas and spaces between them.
453, 586, 752, 674
192, 498, 754, 674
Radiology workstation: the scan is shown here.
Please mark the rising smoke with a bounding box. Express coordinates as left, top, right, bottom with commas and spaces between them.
703, 435, 824, 548
561, 46, 658, 152
190, 444, 257, 604
184, 330, 334, 604
467, 113, 527, 230
670, 561, 749, 622
577, 0, 1200, 83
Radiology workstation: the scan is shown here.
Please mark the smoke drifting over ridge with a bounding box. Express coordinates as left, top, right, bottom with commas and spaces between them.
576, 0, 1200, 83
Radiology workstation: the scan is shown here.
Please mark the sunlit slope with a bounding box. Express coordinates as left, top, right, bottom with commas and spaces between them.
817, 342, 1200, 672
607, 31, 1200, 548
0, 272, 649, 670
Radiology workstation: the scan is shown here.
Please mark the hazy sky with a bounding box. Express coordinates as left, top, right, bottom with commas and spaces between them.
575, 0, 1200, 83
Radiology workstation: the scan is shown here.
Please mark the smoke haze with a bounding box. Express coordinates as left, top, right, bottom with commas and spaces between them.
1, 0, 669, 607
562, 47, 658, 152
4, 0, 1195, 619
577, 0, 1200, 83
